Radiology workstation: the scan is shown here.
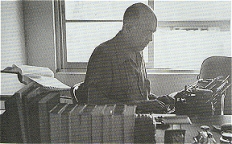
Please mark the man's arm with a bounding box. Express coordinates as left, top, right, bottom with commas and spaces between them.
128, 99, 168, 114
85, 49, 113, 102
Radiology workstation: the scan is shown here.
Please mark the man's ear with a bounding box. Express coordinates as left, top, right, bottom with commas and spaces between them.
123, 23, 135, 34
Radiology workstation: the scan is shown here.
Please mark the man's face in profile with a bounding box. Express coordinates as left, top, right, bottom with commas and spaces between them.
129, 16, 157, 52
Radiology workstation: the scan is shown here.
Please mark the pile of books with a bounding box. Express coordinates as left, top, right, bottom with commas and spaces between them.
4, 84, 138, 143
49, 104, 137, 143
3, 80, 157, 143
4, 84, 61, 143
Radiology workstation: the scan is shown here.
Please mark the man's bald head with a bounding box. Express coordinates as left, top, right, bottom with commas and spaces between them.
123, 3, 157, 28
121, 3, 157, 51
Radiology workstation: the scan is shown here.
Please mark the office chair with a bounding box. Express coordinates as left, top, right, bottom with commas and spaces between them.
198, 56, 231, 115
70, 82, 87, 104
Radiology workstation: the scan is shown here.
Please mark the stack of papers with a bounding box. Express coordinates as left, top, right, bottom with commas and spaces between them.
2, 64, 70, 91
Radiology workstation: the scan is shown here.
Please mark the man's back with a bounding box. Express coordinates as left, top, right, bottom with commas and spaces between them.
84, 32, 149, 104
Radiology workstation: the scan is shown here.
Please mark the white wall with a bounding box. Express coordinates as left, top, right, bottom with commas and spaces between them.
1, 0, 26, 69
23, 0, 56, 72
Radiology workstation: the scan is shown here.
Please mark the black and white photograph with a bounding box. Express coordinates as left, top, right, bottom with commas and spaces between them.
1, 0, 231, 143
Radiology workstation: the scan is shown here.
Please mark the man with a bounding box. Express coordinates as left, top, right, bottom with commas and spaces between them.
74, 3, 173, 113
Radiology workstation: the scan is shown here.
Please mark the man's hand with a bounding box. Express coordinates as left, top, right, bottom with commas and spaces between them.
148, 93, 175, 111
135, 99, 168, 114
148, 93, 158, 100
157, 95, 175, 110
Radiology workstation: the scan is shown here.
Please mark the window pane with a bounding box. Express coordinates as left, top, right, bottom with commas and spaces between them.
154, 1, 231, 21
154, 29, 231, 70
65, 1, 147, 20
66, 22, 122, 62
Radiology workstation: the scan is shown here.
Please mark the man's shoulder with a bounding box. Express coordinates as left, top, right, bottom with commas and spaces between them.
93, 39, 117, 56
93, 38, 131, 63
100, 38, 116, 49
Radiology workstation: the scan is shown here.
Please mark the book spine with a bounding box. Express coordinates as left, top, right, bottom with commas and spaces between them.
69, 105, 85, 143
39, 103, 50, 142
50, 112, 62, 142
112, 114, 124, 143
69, 115, 81, 142
79, 114, 92, 143
124, 114, 135, 143
27, 94, 46, 143
21, 87, 41, 143
60, 104, 77, 143
91, 105, 106, 143
39, 93, 60, 143
79, 105, 96, 143
16, 95, 28, 143
124, 106, 136, 143
103, 114, 113, 142
49, 103, 68, 143
91, 115, 103, 143
61, 111, 70, 143
5, 94, 27, 143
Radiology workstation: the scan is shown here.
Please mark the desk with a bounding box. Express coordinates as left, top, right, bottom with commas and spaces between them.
156, 115, 232, 143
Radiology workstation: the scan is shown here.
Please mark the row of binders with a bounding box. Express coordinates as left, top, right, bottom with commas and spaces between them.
3, 82, 155, 143
49, 103, 136, 143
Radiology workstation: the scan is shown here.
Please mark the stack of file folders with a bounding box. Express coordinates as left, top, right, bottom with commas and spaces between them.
49, 104, 137, 143
3, 82, 157, 143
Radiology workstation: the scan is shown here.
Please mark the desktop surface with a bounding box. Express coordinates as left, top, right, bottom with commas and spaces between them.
156, 115, 232, 143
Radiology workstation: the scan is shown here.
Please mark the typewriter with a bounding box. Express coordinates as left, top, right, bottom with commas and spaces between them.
175, 75, 231, 115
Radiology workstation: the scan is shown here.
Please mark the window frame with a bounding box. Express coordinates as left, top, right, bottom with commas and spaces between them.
55, 0, 230, 72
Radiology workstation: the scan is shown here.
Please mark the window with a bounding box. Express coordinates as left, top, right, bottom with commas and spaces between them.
55, 0, 152, 71
153, 1, 231, 71
55, 1, 231, 72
